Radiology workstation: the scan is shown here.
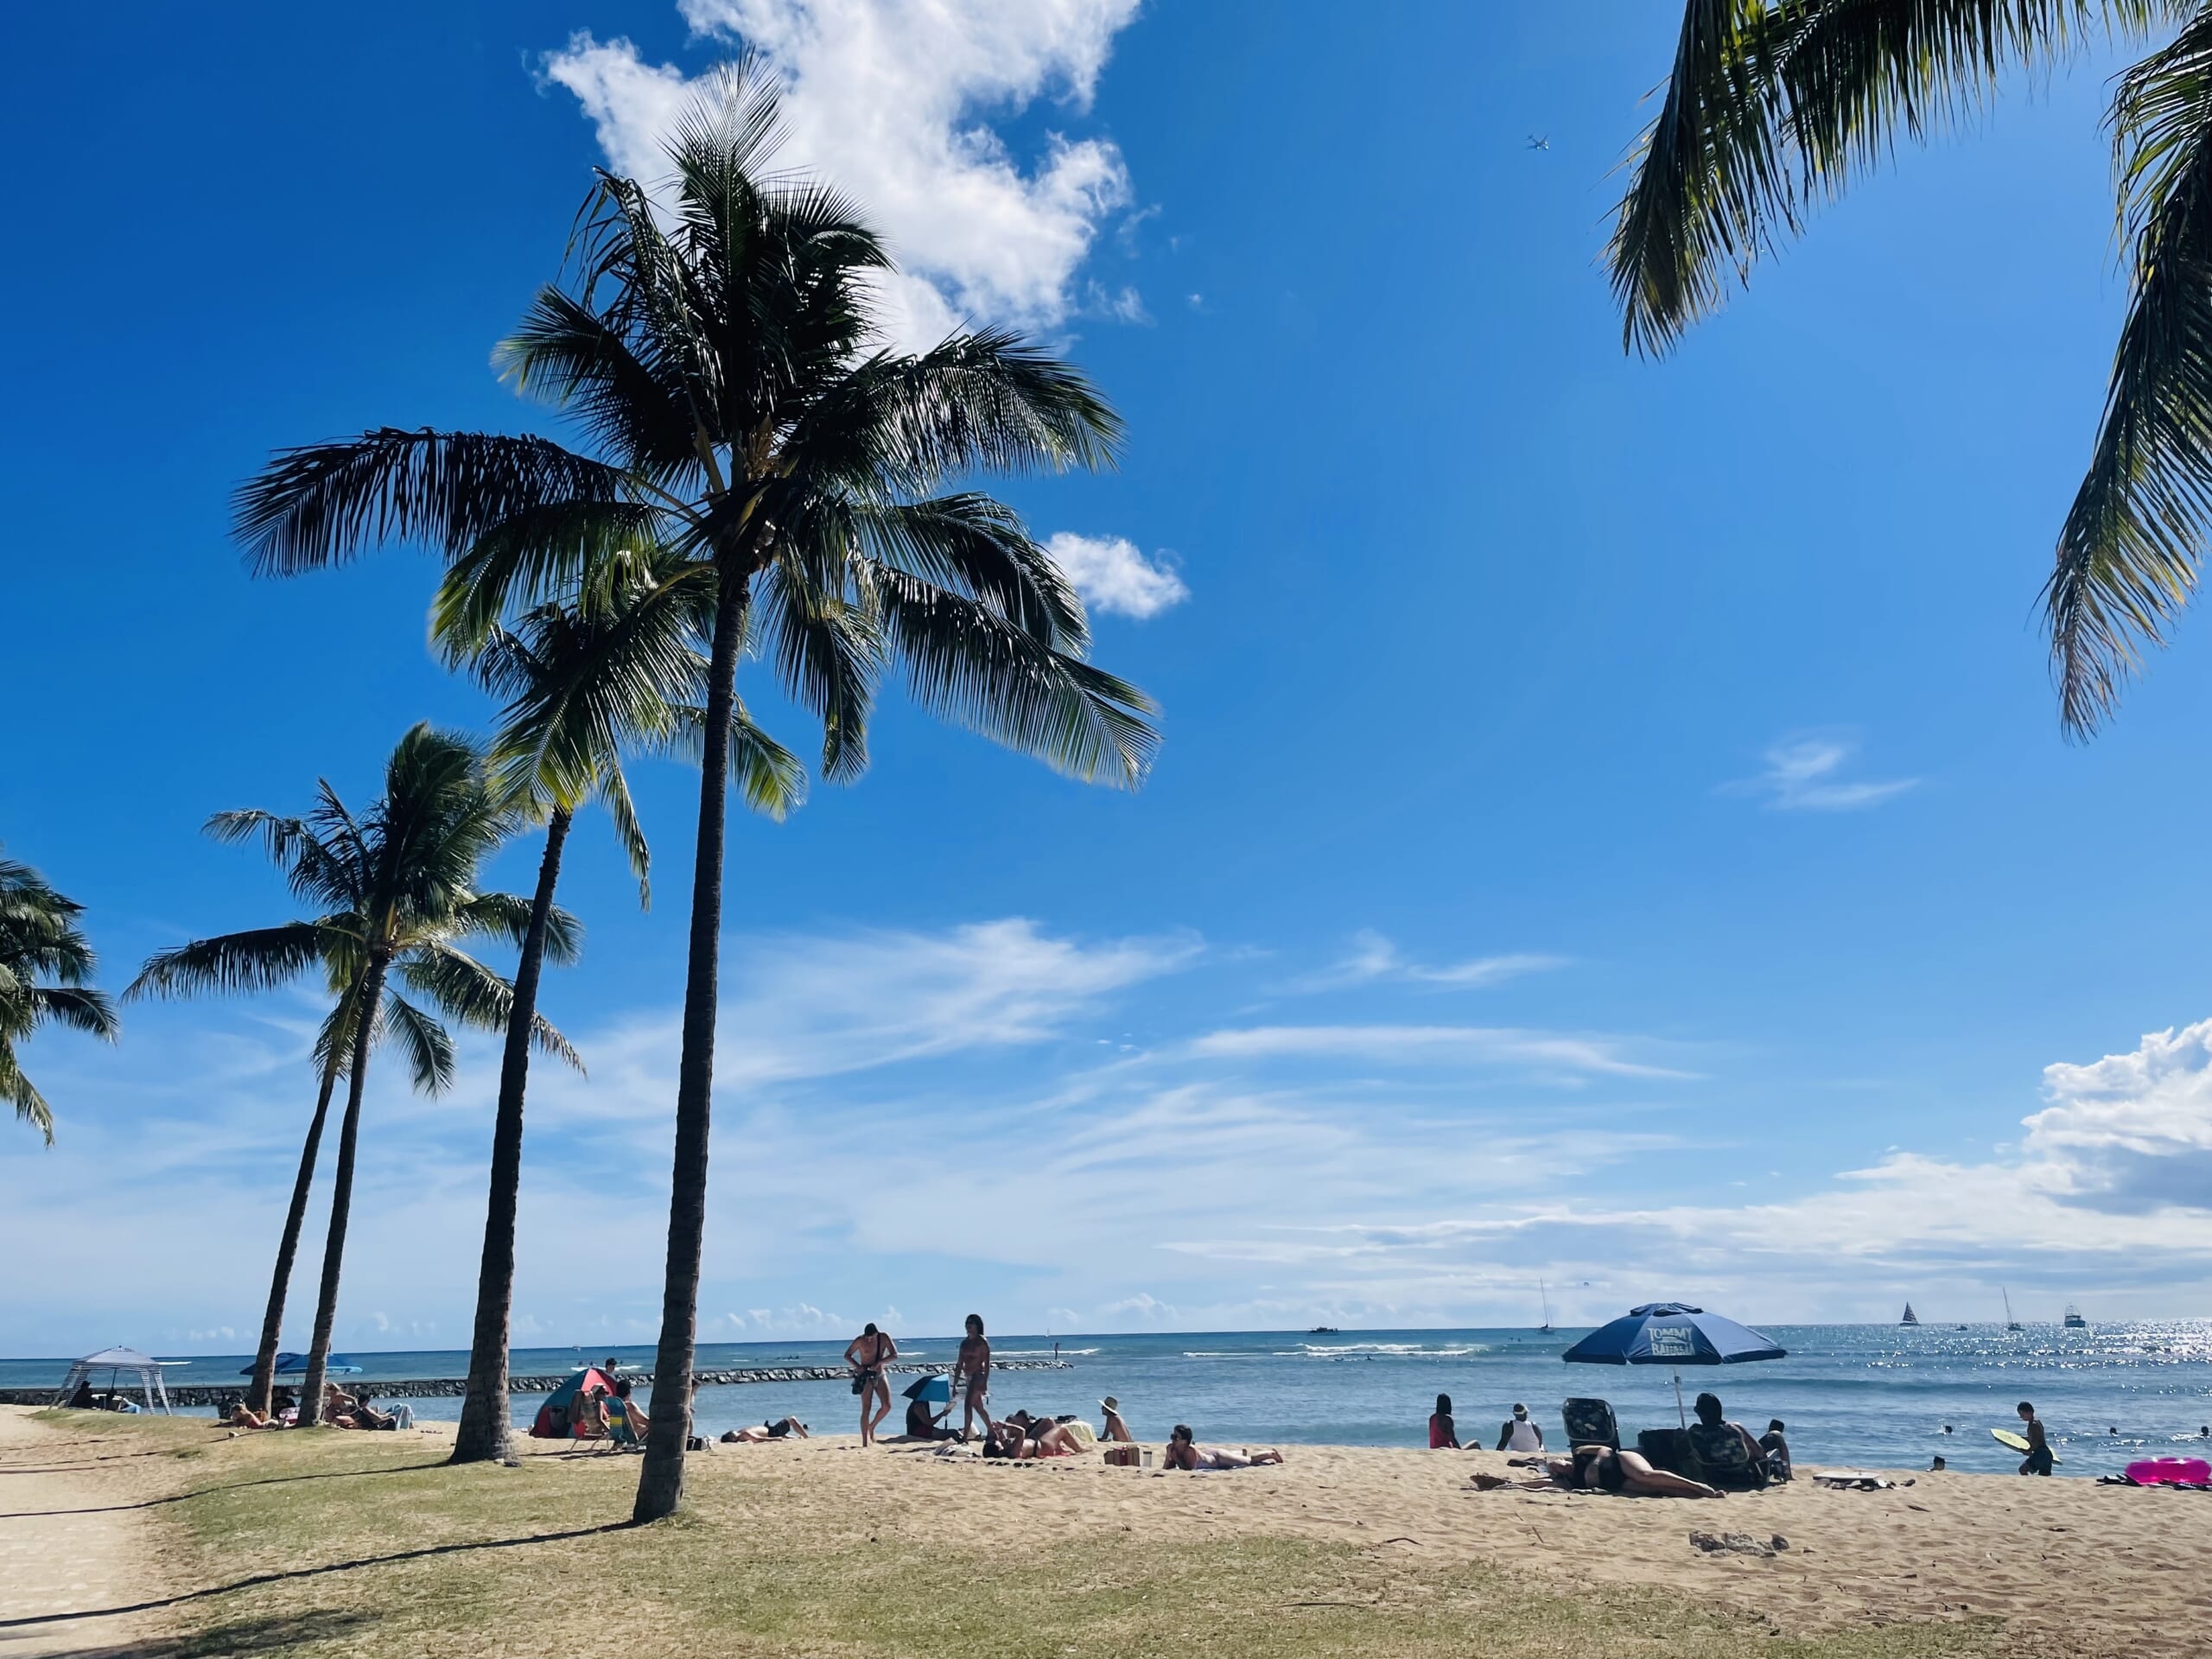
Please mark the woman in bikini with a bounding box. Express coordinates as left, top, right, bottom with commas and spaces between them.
1544, 1444, 1722, 1498
1164, 1424, 1286, 1470
952, 1314, 990, 1440
845, 1322, 897, 1446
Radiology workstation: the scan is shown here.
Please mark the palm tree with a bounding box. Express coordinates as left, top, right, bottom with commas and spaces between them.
1610, 2, 2211, 732
230, 60, 1156, 1518
442, 550, 804, 1465
129, 725, 581, 1421
0, 851, 118, 1142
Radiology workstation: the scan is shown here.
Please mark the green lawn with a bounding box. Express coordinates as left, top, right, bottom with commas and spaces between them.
45, 1414, 2011, 1659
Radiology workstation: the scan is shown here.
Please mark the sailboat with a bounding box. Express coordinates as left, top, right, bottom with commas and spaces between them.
2003, 1287, 2023, 1332
2063, 1303, 2088, 1329
1900, 1302, 1919, 1325
1538, 1281, 1554, 1335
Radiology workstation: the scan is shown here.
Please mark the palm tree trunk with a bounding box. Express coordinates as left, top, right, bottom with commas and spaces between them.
634, 575, 751, 1522
452, 810, 572, 1465
297, 953, 388, 1427
245, 1048, 343, 1415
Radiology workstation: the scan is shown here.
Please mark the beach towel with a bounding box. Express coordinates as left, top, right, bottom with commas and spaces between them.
1064, 1421, 1098, 1450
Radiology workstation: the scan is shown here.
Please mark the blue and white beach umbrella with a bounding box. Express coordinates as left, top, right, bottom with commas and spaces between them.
1562, 1302, 1786, 1426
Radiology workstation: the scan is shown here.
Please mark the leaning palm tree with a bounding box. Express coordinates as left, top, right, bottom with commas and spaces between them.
443, 550, 804, 1465
232, 60, 1156, 1517
0, 851, 119, 1142
130, 725, 582, 1421
1611, 2, 2212, 733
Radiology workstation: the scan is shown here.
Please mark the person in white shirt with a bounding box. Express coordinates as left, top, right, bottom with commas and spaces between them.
1496, 1402, 1545, 1452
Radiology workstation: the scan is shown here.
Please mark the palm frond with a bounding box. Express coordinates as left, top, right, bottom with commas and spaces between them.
234, 429, 629, 576
401, 945, 585, 1073
29, 984, 119, 1039
2048, 7, 2212, 733
378, 990, 457, 1096
756, 563, 880, 783
125, 921, 335, 1001
0, 1052, 54, 1145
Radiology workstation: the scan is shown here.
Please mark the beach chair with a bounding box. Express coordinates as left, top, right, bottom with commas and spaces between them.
1560, 1397, 1620, 1450
1637, 1427, 1695, 1474
1686, 1422, 1767, 1488
603, 1399, 643, 1453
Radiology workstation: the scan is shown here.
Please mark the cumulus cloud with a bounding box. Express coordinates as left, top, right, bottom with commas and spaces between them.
1729, 733, 1916, 812
543, 0, 1141, 347
2024, 1020, 2212, 1212
1044, 532, 1189, 620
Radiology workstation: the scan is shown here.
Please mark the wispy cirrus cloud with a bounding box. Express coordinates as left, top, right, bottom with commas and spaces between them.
1296, 930, 1566, 993
543, 0, 1144, 349
1189, 1023, 1695, 1080
1728, 733, 1917, 812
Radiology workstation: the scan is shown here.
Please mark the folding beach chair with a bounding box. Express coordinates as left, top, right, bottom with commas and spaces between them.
603, 1398, 644, 1452
1560, 1397, 1620, 1450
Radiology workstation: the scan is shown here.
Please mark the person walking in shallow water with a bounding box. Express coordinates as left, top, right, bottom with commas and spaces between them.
846, 1322, 896, 1446
952, 1314, 991, 1440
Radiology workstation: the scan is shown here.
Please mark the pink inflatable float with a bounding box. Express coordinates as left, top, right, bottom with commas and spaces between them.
2124, 1457, 2210, 1486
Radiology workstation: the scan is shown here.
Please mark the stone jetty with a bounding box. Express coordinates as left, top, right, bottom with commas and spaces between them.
0, 1357, 1071, 1409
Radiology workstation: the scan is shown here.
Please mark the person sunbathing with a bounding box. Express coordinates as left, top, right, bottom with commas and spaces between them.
1531, 1445, 1723, 1498
611, 1378, 649, 1439
224, 1401, 276, 1429
1164, 1424, 1285, 1470
724, 1416, 810, 1443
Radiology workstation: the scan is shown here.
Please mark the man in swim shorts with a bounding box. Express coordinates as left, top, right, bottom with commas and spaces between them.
2016, 1402, 2054, 1475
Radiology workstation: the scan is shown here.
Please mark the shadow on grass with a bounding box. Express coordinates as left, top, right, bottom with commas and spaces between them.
0, 1461, 452, 1519
0, 1520, 632, 1633
33, 1607, 376, 1657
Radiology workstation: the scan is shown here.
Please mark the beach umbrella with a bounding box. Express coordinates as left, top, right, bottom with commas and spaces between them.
1562, 1302, 1786, 1427
902, 1374, 952, 1404
245, 1352, 365, 1377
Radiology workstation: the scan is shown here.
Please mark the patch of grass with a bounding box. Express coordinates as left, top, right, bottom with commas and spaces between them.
42, 1415, 2013, 1659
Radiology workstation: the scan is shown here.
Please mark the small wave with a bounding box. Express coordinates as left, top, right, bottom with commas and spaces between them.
995, 1347, 1098, 1357
1294, 1342, 1489, 1357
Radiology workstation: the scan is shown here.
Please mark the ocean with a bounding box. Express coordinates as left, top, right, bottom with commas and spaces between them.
10, 1323, 2209, 1478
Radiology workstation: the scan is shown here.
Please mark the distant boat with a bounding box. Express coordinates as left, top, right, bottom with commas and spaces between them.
1538, 1280, 1554, 1335
2063, 1304, 2088, 1329
1308, 1325, 1338, 1334
1900, 1303, 1920, 1325
2003, 1287, 2023, 1332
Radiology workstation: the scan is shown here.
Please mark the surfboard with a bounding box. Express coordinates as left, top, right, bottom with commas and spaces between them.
1993, 1427, 2060, 1463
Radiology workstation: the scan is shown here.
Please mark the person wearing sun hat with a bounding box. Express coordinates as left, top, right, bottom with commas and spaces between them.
1496, 1402, 1545, 1452
1099, 1396, 1135, 1443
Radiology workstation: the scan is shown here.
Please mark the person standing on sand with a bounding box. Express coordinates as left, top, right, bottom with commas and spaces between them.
1496, 1403, 1544, 1452
2017, 1402, 2054, 1476
845, 1322, 897, 1446
952, 1314, 991, 1439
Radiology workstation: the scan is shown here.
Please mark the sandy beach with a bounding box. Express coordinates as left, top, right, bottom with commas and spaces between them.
6, 1406, 2209, 1657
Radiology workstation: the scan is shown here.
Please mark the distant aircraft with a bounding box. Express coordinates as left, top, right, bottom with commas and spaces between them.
1527, 134, 1550, 151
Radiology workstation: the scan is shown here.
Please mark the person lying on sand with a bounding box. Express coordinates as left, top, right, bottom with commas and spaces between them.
1506, 1446, 1722, 1498
224, 1401, 276, 1429
1100, 1397, 1135, 1442
723, 1417, 810, 1443
1164, 1424, 1285, 1470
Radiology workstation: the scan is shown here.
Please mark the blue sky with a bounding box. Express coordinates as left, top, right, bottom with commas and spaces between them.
9, 0, 2212, 1355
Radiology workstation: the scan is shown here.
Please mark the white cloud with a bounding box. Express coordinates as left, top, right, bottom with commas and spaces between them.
1731, 733, 1917, 811
1044, 532, 1189, 620
1189, 1024, 1695, 1080
543, 0, 1141, 348
1303, 930, 1565, 992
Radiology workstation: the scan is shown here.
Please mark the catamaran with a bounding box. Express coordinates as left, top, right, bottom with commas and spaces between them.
1900, 1302, 1919, 1325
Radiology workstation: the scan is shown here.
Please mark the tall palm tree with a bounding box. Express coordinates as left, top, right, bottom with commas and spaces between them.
1611, 1, 2209, 732
130, 725, 581, 1421
231, 60, 1156, 1518
442, 550, 804, 1465
0, 851, 118, 1142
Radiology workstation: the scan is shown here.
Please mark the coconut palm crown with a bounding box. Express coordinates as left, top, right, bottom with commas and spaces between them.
1611, 1, 2212, 733
0, 851, 119, 1143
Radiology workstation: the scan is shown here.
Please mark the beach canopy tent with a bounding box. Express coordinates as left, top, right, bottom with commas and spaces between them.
903, 1375, 952, 1405
1563, 1303, 1786, 1427
241, 1352, 363, 1377
52, 1346, 183, 1414
531, 1366, 617, 1438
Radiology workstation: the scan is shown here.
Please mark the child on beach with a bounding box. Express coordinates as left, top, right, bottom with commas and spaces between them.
1429, 1394, 1460, 1448
2016, 1402, 2054, 1476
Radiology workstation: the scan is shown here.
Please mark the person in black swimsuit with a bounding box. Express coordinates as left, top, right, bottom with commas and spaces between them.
845, 1322, 897, 1446
1546, 1445, 1724, 1498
